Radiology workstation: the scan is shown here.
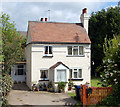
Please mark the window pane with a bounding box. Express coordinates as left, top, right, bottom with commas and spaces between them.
78, 69, 82, 78
49, 46, 52, 54
45, 46, 48, 54
79, 46, 83, 55
74, 72, 77, 78
40, 70, 48, 79
69, 69, 72, 78
18, 65, 24, 68
73, 46, 78, 55
68, 46, 72, 55
18, 69, 23, 75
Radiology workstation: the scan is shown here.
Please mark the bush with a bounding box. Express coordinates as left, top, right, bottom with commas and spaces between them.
97, 84, 120, 106
2, 74, 13, 96
58, 82, 66, 92
14, 81, 17, 84
18, 81, 21, 84
1, 96, 8, 107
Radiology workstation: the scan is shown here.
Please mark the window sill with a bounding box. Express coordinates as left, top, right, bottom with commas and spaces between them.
68, 78, 83, 81
66, 55, 85, 57
43, 54, 53, 57
39, 79, 49, 82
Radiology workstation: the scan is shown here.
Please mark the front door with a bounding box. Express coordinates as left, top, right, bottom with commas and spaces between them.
57, 70, 66, 82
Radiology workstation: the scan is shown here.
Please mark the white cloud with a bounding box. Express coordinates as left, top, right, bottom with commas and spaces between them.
1, 2, 119, 31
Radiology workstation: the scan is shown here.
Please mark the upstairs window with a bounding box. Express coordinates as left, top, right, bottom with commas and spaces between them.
69, 68, 82, 79
44, 46, 53, 56
67, 46, 84, 56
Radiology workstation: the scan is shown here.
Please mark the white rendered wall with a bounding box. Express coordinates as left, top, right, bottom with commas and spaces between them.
29, 43, 91, 89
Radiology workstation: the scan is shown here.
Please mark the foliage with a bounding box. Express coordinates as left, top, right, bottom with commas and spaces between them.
97, 84, 120, 106
68, 79, 74, 88
97, 35, 120, 86
1, 74, 13, 96
1, 96, 8, 107
47, 81, 53, 88
89, 6, 120, 75
58, 82, 66, 92
1, 13, 26, 74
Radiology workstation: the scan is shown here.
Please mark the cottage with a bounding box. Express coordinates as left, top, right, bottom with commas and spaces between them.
25, 8, 91, 92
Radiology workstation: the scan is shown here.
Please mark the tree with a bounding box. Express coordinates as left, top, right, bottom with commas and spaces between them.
98, 35, 120, 86
1, 13, 25, 74
89, 6, 120, 76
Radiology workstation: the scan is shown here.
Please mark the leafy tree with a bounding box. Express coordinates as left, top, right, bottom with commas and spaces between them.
89, 6, 120, 76
1, 13, 25, 74
98, 35, 120, 86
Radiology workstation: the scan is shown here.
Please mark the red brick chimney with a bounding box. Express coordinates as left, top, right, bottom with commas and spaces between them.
83, 8, 87, 14
41, 18, 43, 22
45, 18, 47, 22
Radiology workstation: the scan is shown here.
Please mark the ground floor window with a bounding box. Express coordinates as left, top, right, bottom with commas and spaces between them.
40, 70, 48, 80
15, 64, 26, 75
69, 68, 82, 79
57, 70, 66, 82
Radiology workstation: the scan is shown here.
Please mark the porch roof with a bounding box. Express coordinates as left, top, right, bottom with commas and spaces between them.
49, 62, 69, 70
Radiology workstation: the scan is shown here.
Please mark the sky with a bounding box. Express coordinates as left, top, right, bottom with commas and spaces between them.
1, 0, 120, 31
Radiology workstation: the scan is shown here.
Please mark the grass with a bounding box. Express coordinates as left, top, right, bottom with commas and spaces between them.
68, 92, 82, 106
91, 76, 102, 87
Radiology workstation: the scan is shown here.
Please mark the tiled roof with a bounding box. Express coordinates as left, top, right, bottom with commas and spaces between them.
49, 62, 69, 69
28, 21, 91, 44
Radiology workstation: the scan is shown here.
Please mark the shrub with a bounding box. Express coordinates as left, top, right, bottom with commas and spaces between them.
18, 81, 21, 84
1, 96, 8, 107
47, 81, 53, 89
58, 82, 66, 92
97, 84, 120, 106
2, 74, 13, 96
14, 81, 17, 84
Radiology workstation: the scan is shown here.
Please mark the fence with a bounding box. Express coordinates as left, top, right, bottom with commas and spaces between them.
81, 85, 113, 105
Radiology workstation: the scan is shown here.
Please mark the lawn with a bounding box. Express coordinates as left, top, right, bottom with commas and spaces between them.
91, 76, 102, 87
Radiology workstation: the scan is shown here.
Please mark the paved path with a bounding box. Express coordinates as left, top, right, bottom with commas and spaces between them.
8, 84, 77, 106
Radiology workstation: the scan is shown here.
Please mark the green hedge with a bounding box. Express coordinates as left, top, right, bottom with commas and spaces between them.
1, 74, 13, 106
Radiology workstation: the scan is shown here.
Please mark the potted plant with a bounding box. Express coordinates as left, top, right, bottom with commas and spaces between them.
47, 81, 53, 92
43, 83, 47, 91
32, 84, 36, 91
39, 84, 43, 91
58, 82, 66, 93
68, 79, 73, 91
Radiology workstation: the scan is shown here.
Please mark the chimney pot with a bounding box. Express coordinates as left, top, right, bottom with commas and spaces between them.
83, 8, 87, 14
41, 18, 43, 22
45, 18, 47, 22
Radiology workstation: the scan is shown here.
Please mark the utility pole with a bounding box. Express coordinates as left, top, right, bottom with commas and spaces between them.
48, 9, 50, 21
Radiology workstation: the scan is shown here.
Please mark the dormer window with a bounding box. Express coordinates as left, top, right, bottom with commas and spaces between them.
44, 46, 53, 56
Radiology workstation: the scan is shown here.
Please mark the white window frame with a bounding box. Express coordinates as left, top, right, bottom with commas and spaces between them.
40, 69, 49, 80
71, 68, 82, 79
43, 45, 53, 56
56, 69, 67, 82
14, 64, 26, 75
67, 45, 84, 56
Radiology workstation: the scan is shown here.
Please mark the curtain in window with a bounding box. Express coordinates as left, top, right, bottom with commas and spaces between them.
79, 46, 83, 55
68, 46, 72, 55
73, 46, 78, 55
57, 70, 66, 82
